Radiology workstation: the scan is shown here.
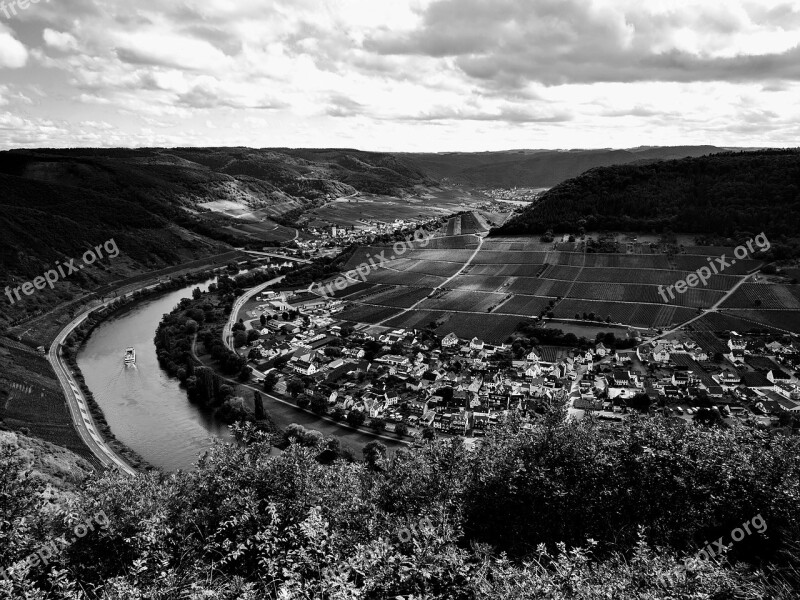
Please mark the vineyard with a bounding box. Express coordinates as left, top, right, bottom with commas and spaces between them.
332, 236, 773, 334
415, 289, 504, 313
720, 283, 800, 309
498, 295, 554, 317
338, 304, 402, 324
725, 310, 800, 334
0, 344, 99, 466
553, 300, 696, 328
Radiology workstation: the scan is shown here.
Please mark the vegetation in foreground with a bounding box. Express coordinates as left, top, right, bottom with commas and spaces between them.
2, 410, 799, 599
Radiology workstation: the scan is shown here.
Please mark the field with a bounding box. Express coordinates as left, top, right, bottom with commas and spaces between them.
330, 236, 778, 336
384, 311, 526, 344
0, 341, 99, 466
414, 289, 505, 313
308, 188, 493, 228
720, 283, 800, 309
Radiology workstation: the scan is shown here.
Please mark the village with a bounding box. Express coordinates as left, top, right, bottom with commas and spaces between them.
230, 287, 800, 440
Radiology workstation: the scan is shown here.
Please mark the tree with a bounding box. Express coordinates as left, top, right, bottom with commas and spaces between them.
238, 366, 252, 382
310, 395, 328, 415
421, 426, 436, 441
370, 417, 387, 432
233, 331, 247, 348
347, 410, 366, 427
694, 407, 726, 428
287, 379, 304, 399
363, 440, 387, 469
260, 314, 267, 327
246, 329, 260, 343
331, 407, 346, 421
626, 393, 651, 414
253, 391, 265, 420
263, 371, 279, 392
395, 423, 409, 437
192, 287, 202, 299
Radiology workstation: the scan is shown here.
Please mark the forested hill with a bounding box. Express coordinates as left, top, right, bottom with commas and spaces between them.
0, 148, 431, 279
495, 150, 800, 239
406, 145, 726, 188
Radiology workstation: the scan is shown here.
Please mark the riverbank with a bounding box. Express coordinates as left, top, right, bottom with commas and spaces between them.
59, 271, 235, 472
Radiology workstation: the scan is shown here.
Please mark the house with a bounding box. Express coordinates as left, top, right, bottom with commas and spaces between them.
441, 332, 460, 348
293, 359, 318, 376
594, 342, 609, 357
651, 343, 671, 363
767, 368, 793, 384
470, 337, 485, 351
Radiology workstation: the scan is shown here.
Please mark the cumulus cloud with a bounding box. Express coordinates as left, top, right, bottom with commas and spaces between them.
43, 29, 79, 52
0, 0, 799, 150
365, 0, 800, 87
0, 26, 27, 68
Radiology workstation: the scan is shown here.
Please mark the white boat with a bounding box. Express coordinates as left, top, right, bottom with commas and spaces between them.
124, 347, 136, 364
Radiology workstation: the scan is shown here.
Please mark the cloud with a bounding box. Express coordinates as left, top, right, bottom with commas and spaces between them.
326, 94, 364, 117
403, 104, 572, 123
43, 29, 79, 52
365, 0, 800, 87
176, 78, 287, 110
0, 27, 27, 68
114, 32, 232, 71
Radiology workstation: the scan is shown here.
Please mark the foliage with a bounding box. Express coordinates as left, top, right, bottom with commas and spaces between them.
497, 150, 800, 249
1, 416, 799, 598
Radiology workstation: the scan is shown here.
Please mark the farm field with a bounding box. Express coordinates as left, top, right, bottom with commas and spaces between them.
331, 236, 773, 335
366, 268, 449, 288
352, 285, 434, 308
466, 263, 545, 277
497, 295, 554, 317
308, 187, 487, 228
389, 259, 465, 278
553, 300, 697, 329
414, 289, 505, 313
725, 310, 800, 334
383, 311, 526, 344
691, 311, 784, 334
338, 304, 402, 324
720, 283, 800, 310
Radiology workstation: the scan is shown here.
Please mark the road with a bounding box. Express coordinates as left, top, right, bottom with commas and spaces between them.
643, 272, 757, 344
375, 234, 485, 326
223, 275, 287, 351
48, 300, 142, 477
239, 249, 312, 264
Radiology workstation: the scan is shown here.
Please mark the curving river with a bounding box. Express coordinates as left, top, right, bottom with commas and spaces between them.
78, 279, 405, 471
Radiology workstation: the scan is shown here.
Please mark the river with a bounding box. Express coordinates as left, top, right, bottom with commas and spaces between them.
77, 279, 405, 471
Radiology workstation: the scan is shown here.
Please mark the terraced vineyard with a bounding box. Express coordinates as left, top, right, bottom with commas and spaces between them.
325, 235, 774, 338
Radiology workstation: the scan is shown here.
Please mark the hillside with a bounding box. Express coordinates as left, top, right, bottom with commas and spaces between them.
0, 148, 433, 325
1, 417, 797, 598
406, 146, 726, 188
496, 149, 800, 240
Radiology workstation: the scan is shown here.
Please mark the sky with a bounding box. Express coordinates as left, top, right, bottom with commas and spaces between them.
1, 0, 799, 151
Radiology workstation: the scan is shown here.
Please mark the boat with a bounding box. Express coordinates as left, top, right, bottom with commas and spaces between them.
124, 347, 136, 364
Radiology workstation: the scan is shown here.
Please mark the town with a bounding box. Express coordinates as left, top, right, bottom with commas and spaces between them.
231, 286, 800, 441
